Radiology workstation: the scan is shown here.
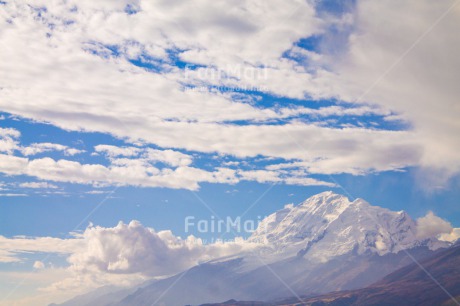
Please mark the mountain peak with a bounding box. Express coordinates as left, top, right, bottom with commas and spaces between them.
300, 191, 350, 207
249, 192, 450, 262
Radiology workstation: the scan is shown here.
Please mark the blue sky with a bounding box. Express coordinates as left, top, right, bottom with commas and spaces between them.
0, 0, 459, 305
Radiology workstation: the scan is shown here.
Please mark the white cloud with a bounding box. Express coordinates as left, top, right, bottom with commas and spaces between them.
20, 143, 84, 156
0, 127, 340, 190
33, 261, 45, 269
0, 220, 258, 273
439, 228, 460, 243
0, 127, 20, 154
96, 145, 194, 167
0, 250, 21, 263
19, 182, 58, 189
94, 145, 141, 157
0, 220, 261, 301
1, 135, 337, 189
0, 0, 428, 183
0, 0, 457, 189
85, 190, 110, 195
0, 235, 84, 263
416, 211, 453, 240
237, 169, 335, 187
0, 193, 28, 197
316, 0, 460, 185
143, 148, 193, 167
68, 220, 257, 277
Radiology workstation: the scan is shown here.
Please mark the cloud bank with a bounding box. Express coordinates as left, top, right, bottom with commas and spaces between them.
0, 0, 458, 190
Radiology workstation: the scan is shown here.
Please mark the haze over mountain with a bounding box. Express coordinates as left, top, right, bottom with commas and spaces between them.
203, 243, 460, 306
53, 192, 458, 306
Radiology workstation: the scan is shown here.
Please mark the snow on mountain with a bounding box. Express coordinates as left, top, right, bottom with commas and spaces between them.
249, 191, 449, 263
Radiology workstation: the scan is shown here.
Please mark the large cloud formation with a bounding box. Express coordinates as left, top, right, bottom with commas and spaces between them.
0, 128, 336, 190
1, 0, 458, 190
68, 220, 258, 276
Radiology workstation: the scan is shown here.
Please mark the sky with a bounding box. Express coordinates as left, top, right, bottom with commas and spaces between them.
0, 0, 460, 305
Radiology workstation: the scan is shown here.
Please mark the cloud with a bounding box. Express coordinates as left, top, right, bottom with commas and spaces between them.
94, 145, 141, 157
68, 220, 257, 277
0, 250, 21, 263
33, 261, 45, 269
0, 220, 261, 300
439, 228, 460, 243
0, 153, 336, 190
0, 0, 457, 190
0, 193, 28, 197
0, 0, 429, 185
96, 145, 194, 167
316, 0, 460, 185
416, 211, 453, 240
0, 220, 259, 274
0, 235, 84, 263
20, 143, 85, 156
19, 182, 58, 189
0, 127, 20, 154
0, 132, 338, 190
143, 148, 193, 167
85, 190, 111, 195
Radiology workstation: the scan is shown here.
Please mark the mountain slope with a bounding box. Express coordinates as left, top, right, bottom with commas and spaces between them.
278, 243, 460, 306
112, 248, 438, 306
200, 244, 460, 306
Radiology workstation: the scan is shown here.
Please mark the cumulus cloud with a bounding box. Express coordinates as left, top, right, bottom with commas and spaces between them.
0, 220, 259, 273
0, 127, 20, 154
143, 148, 193, 167
439, 228, 460, 243
68, 221, 258, 277
33, 261, 45, 269
0, 220, 261, 297
416, 211, 453, 240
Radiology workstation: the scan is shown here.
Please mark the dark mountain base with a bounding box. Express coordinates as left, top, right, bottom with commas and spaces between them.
202, 245, 460, 306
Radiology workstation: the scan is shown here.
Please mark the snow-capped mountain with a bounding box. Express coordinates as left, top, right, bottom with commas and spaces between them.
53, 192, 454, 306
249, 191, 448, 262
